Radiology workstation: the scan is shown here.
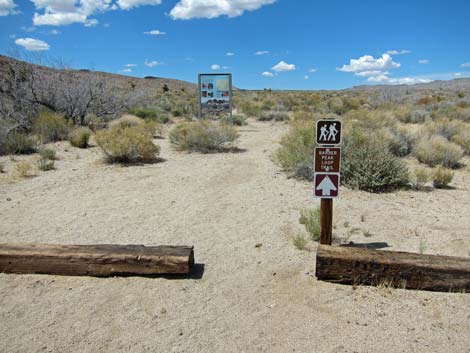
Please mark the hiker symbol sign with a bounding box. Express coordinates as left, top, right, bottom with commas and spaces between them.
316, 120, 342, 145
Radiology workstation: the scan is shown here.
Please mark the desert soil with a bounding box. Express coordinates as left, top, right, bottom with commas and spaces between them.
0, 120, 470, 353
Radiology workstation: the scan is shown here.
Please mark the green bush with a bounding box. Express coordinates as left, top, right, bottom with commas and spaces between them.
36, 157, 55, 171
258, 111, 289, 122
221, 114, 247, 126
169, 121, 238, 153
299, 208, 321, 241
342, 128, 409, 192
39, 148, 57, 160
452, 130, 470, 154
109, 115, 144, 128
413, 135, 463, 168
33, 111, 68, 143
2, 132, 39, 155
95, 125, 160, 163
292, 233, 308, 250
69, 127, 92, 148
432, 166, 454, 188
379, 127, 414, 157
273, 120, 316, 180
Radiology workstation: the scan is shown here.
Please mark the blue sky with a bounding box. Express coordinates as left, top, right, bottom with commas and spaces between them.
1, 0, 470, 89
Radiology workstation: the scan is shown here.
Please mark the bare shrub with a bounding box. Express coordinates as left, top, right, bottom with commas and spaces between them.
69, 127, 92, 148
169, 121, 238, 153
95, 125, 160, 163
413, 135, 463, 168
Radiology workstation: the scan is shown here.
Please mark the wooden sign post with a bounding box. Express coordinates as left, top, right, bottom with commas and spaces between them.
314, 120, 342, 245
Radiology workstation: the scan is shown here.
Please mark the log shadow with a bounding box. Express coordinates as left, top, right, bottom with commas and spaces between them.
340, 242, 390, 250
130, 263, 205, 280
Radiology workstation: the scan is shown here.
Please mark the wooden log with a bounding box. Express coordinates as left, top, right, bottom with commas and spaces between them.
316, 245, 470, 292
0, 243, 194, 277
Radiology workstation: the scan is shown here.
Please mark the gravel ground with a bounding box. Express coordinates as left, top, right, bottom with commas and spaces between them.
0, 120, 469, 353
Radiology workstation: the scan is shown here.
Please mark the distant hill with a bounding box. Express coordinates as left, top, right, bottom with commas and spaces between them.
350, 78, 470, 92
0, 55, 197, 95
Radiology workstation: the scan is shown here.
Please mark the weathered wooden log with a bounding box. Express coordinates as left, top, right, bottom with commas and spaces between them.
316, 245, 470, 292
0, 243, 194, 277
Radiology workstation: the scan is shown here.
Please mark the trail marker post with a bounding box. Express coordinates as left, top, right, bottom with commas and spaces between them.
314, 119, 342, 245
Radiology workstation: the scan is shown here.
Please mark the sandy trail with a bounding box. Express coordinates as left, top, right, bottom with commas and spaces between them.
0, 121, 469, 353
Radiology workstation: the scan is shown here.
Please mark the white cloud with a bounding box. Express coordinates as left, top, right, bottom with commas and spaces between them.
255, 50, 269, 55
117, 0, 161, 10
304, 75, 309, 80
49, 29, 60, 35
355, 70, 389, 77
211, 64, 221, 70
418, 59, 429, 64
385, 49, 411, 55
15, 37, 50, 51
222, 66, 230, 69
122, 68, 132, 73
124, 63, 137, 67
338, 54, 400, 73
144, 60, 162, 67
367, 74, 431, 85
21, 26, 36, 32
308, 68, 317, 73
272, 60, 296, 72
0, 0, 17, 16
31, 0, 112, 26
226, 52, 235, 56
144, 29, 166, 35
454, 73, 462, 77
461, 62, 470, 68
262, 71, 273, 77
170, 0, 276, 20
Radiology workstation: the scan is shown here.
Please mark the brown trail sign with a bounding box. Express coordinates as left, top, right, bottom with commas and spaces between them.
314, 147, 341, 173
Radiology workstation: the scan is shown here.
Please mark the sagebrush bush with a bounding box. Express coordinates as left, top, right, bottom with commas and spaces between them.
15, 160, 34, 178
342, 128, 409, 192
128, 108, 170, 123
69, 127, 92, 148
273, 120, 315, 180
95, 125, 160, 163
3, 132, 39, 155
299, 208, 321, 241
109, 115, 144, 128
413, 135, 463, 168
169, 121, 238, 153
379, 127, 414, 157
404, 110, 430, 124
36, 157, 55, 171
33, 111, 68, 143
39, 148, 57, 160
413, 167, 432, 189
221, 114, 247, 126
433, 166, 454, 188
452, 130, 470, 154
258, 111, 289, 122
292, 233, 307, 250
423, 119, 464, 140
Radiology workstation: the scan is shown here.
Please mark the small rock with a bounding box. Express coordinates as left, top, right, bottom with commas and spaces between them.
272, 272, 277, 276
255, 243, 262, 248
160, 308, 167, 314
6, 198, 11, 201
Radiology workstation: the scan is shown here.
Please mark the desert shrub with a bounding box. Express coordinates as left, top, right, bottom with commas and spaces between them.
404, 110, 430, 124
292, 233, 307, 250
169, 121, 238, 153
327, 97, 345, 115
239, 101, 261, 117
33, 112, 68, 143
299, 207, 321, 241
273, 120, 315, 180
221, 114, 247, 126
258, 111, 289, 122
423, 119, 463, 140
15, 160, 34, 178
342, 128, 409, 192
84, 114, 107, 131
0, 163, 4, 173
379, 127, 414, 157
69, 127, 92, 148
452, 130, 470, 154
95, 125, 160, 163
39, 148, 57, 160
413, 135, 463, 168
432, 166, 454, 188
36, 157, 55, 171
108, 115, 144, 128
3, 132, 39, 155
412, 167, 432, 189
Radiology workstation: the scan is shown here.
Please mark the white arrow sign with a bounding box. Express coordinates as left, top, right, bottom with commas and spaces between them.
315, 175, 337, 196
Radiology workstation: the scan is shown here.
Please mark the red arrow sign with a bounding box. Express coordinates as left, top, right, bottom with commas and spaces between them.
314, 173, 340, 198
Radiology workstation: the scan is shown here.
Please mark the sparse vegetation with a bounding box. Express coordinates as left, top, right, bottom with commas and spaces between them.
2, 132, 39, 155
36, 156, 55, 171
221, 114, 247, 126
69, 127, 92, 148
39, 148, 57, 160
258, 111, 289, 122
299, 207, 321, 241
95, 125, 160, 163
413, 166, 432, 190
15, 160, 34, 178
292, 233, 308, 250
169, 120, 238, 153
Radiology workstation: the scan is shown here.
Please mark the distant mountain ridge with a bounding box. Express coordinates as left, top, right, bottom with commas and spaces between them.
350, 78, 470, 92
